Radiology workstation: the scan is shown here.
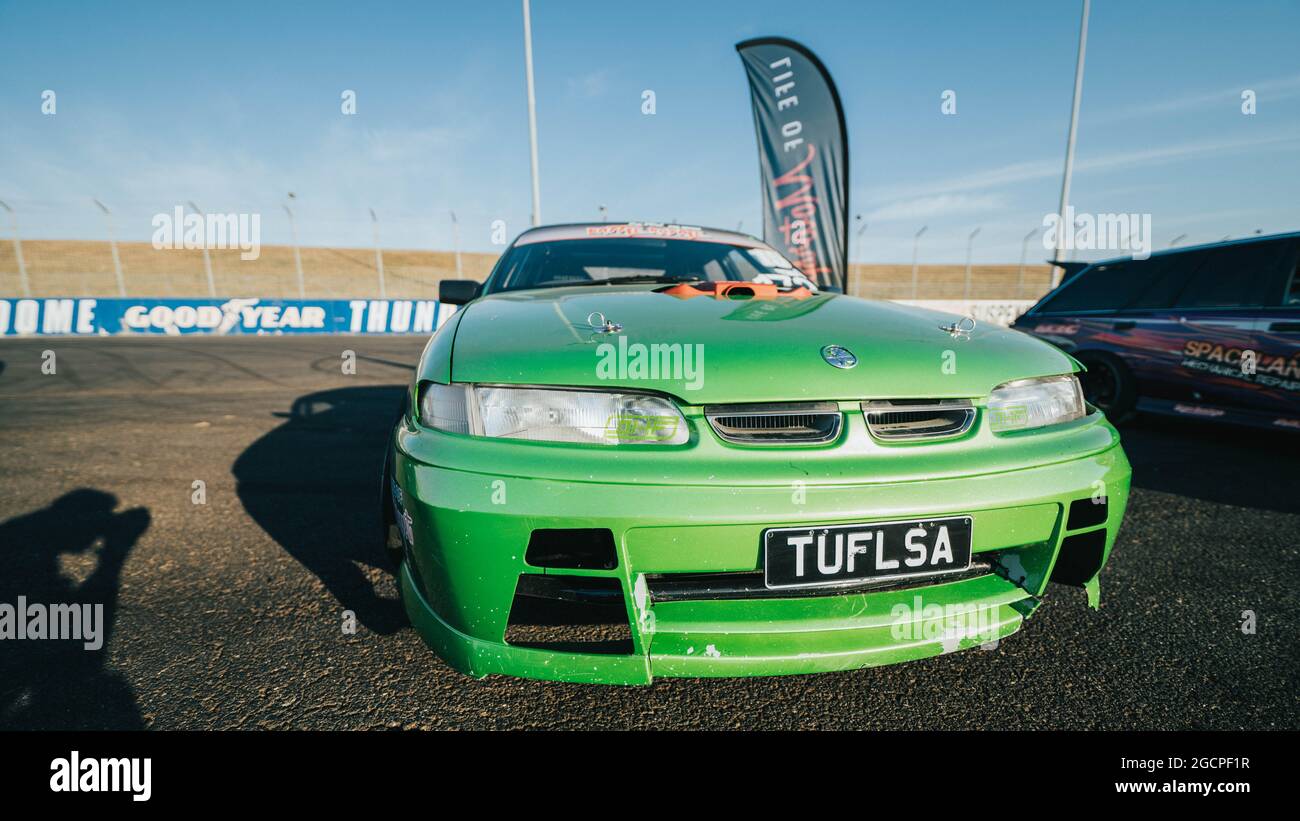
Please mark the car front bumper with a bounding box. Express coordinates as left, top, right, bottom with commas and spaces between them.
391, 410, 1131, 684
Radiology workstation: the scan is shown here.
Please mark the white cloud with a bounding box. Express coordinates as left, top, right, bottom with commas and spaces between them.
865, 193, 1006, 222
862, 129, 1300, 207
567, 69, 611, 98
1090, 74, 1300, 124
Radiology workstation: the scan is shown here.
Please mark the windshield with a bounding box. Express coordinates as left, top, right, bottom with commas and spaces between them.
484, 238, 816, 294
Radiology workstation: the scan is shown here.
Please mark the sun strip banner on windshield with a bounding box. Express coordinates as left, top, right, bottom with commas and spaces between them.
736, 37, 850, 293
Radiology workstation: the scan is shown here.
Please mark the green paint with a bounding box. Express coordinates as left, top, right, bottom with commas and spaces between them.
1085, 576, 1101, 610
392, 284, 1130, 682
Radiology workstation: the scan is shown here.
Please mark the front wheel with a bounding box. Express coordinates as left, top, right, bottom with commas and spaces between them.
380, 445, 404, 569
1076, 352, 1136, 420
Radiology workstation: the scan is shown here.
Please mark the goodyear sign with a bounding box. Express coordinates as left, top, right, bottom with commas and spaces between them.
0, 298, 456, 336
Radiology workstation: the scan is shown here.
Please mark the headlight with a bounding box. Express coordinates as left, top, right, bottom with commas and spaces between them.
419, 383, 472, 434
987, 374, 1085, 433
419, 383, 688, 445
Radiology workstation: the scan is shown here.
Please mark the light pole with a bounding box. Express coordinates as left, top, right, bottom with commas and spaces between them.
1053, 0, 1090, 286
370, 208, 386, 299
1169, 233, 1187, 248
522, 0, 542, 226
964, 226, 982, 300
1018, 226, 1042, 298
911, 225, 928, 299
450, 210, 463, 277
187, 200, 216, 297
852, 219, 867, 296
93, 198, 126, 297
599, 204, 607, 223
0, 200, 30, 297
283, 193, 304, 299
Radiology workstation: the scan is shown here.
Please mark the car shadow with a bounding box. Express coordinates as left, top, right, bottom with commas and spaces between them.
1118, 413, 1300, 514
233, 386, 408, 635
0, 489, 150, 730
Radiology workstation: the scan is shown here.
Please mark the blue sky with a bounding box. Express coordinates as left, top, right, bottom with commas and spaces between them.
1, 0, 1298, 263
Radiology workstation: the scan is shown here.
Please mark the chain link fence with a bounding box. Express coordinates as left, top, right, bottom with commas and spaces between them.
0, 240, 1057, 301
0, 239, 497, 299
847, 262, 1055, 301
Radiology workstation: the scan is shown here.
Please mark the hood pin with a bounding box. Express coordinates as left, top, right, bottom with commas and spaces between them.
587, 311, 623, 334
940, 316, 976, 340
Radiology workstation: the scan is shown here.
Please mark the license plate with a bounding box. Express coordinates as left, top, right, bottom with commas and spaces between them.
763, 516, 973, 590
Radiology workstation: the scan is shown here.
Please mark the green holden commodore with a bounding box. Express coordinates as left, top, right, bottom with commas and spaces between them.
383, 222, 1130, 684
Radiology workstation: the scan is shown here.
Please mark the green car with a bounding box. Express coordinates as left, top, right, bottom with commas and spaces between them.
383, 223, 1131, 684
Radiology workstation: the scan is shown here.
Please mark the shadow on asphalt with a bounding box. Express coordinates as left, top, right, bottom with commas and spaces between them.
0, 489, 150, 730
1118, 413, 1300, 514
233, 386, 408, 635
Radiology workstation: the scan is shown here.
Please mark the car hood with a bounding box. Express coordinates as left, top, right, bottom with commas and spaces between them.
440, 285, 1077, 403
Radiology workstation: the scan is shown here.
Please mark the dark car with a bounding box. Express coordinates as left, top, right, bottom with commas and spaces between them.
1013, 232, 1300, 431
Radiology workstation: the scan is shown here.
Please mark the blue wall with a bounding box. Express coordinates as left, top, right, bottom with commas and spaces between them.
0, 297, 455, 336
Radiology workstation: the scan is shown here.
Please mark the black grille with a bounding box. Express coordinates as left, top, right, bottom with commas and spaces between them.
706, 402, 841, 444
645, 558, 996, 602
862, 399, 975, 441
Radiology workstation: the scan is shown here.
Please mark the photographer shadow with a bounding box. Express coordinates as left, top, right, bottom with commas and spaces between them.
0, 489, 149, 730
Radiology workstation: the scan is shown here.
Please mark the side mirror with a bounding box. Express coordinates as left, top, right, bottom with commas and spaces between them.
439, 279, 481, 306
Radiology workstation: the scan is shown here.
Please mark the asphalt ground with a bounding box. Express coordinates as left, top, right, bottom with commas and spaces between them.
0, 335, 1295, 730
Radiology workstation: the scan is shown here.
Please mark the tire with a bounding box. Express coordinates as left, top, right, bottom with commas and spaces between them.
380, 445, 404, 569
1076, 352, 1136, 420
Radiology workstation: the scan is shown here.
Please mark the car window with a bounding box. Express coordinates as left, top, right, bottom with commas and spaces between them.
1173, 238, 1294, 309
1038, 256, 1180, 313
1036, 261, 1131, 313
1037, 239, 1300, 313
1286, 268, 1300, 306
1125, 251, 1206, 309
486, 238, 813, 293
1277, 246, 1300, 306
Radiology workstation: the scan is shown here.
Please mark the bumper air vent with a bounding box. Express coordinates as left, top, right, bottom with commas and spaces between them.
525, 528, 618, 570
1067, 496, 1108, 529
1049, 529, 1108, 586
705, 402, 842, 445
505, 574, 633, 654
862, 399, 975, 441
